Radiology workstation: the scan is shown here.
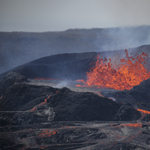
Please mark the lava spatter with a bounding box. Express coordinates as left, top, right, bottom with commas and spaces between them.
76, 49, 150, 90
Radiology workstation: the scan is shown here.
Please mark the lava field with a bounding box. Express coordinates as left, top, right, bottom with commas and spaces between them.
1, 48, 150, 150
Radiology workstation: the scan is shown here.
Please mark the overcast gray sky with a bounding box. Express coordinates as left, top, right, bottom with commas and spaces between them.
0, 0, 150, 32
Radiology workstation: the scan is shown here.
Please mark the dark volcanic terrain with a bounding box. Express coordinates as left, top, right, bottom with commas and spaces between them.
1, 72, 150, 150
0, 47, 150, 149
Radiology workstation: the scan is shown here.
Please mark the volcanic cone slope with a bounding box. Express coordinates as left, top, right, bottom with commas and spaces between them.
0, 72, 142, 124
0, 52, 98, 81
0, 72, 121, 123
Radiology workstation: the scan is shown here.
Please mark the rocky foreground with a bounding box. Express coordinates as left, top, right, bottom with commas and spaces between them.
0, 72, 150, 149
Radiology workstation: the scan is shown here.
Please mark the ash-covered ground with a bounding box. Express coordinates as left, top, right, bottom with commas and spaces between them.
0, 49, 150, 149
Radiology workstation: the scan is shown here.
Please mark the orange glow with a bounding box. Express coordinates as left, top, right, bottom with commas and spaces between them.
137, 108, 150, 120
137, 109, 150, 114
76, 49, 150, 90
76, 79, 86, 84
38, 101, 47, 106
38, 129, 57, 138
41, 146, 48, 149
29, 95, 51, 112
55, 91, 59, 94
76, 84, 83, 87
29, 106, 36, 112
121, 123, 142, 128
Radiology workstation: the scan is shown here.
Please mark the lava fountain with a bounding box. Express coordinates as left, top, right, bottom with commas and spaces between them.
76, 49, 150, 90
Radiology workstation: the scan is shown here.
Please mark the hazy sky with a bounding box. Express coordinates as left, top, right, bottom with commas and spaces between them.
0, 0, 150, 32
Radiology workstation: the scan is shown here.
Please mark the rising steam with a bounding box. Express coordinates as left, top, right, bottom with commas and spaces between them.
0, 26, 150, 74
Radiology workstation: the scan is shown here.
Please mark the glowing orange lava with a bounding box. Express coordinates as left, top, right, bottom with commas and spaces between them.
76, 49, 150, 90
121, 123, 142, 128
38, 129, 57, 138
29, 95, 51, 112
136, 108, 150, 120
40, 146, 48, 149
137, 109, 150, 114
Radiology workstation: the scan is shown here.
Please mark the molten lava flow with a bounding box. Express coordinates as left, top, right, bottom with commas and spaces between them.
77, 49, 150, 90
38, 129, 57, 138
40, 146, 48, 149
137, 108, 150, 120
121, 123, 142, 128
137, 109, 150, 114
55, 91, 59, 94
29, 95, 51, 112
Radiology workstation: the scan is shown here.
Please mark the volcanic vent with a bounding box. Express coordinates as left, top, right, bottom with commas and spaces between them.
77, 49, 150, 90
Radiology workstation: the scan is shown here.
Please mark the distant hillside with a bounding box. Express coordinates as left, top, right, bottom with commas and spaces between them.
0, 26, 150, 74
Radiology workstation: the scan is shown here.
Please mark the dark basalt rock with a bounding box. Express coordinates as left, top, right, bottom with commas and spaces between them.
109, 77, 150, 110
0, 72, 123, 125
0, 82, 57, 111
0, 71, 27, 96
36, 128, 106, 145
143, 114, 150, 122
129, 78, 150, 103
105, 143, 147, 150
47, 88, 122, 121
113, 104, 141, 121
0, 138, 24, 150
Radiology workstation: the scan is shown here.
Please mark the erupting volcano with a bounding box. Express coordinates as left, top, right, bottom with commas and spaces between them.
1, 46, 150, 149
77, 49, 150, 90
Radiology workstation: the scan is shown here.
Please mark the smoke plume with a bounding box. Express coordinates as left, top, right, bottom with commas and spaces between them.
0, 26, 150, 74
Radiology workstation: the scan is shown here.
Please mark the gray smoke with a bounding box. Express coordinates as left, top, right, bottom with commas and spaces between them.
95, 26, 150, 51
0, 26, 150, 74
